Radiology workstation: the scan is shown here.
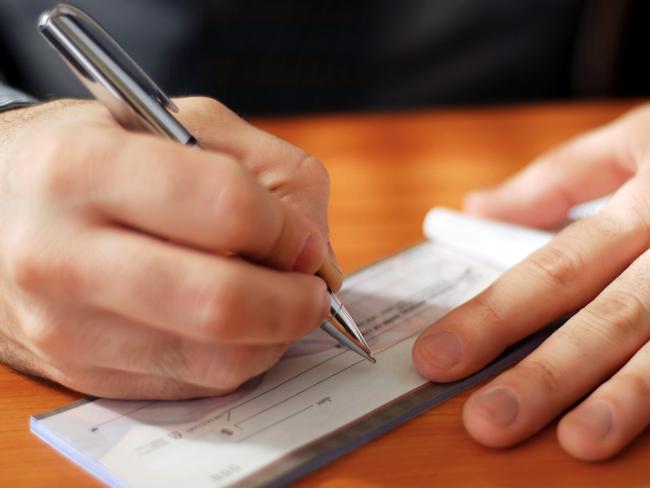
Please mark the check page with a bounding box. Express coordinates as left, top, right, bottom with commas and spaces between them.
32, 210, 554, 488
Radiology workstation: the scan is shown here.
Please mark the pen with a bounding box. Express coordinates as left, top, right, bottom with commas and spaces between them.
38, 3, 375, 363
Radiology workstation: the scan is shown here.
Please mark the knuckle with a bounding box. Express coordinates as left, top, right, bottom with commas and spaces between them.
587, 290, 648, 339
8, 242, 44, 292
261, 146, 330, 198
28, 127, 114, 198
9, 243, 83, 296
472, 291, 504, 325
519, 358, 561, 394
582, 214, 621, 241
31, 129, 83, 196
526, 244, 582, 289
296, 153, 330, 188
616, 195, 650, 249
601, 181, 650, 245
615, 372, 650, 399
21, 311, 65, 354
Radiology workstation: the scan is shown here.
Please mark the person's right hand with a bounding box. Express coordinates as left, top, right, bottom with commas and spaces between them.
0, 98, 335, 399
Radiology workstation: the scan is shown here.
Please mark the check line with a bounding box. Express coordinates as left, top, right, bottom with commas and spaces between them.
89, 401, 159, 432
232, 327, 428, 432
236, 405, 314, 443
225, 348, 348, 415
234, 358, 365, 428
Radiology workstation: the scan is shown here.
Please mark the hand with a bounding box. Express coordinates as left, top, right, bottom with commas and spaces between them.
0, 97, 340, 399
413, 103, 650, 460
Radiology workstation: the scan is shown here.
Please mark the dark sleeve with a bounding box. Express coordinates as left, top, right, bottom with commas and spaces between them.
0, 82, 38, 112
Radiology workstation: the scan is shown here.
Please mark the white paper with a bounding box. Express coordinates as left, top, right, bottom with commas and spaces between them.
568, 196, 610, 221
423, 208, 552, 269
32, 209, 552, 488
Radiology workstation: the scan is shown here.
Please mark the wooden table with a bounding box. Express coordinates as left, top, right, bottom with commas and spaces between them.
2, 101, 648, 487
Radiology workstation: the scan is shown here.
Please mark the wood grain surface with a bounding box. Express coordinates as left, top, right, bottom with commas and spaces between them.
2, 101, 648, 487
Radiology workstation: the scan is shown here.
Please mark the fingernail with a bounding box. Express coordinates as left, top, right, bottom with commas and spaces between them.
570, 400, 613, 440
418, 331, 462, 369
294, 234, 324, 273
472, 387, 519, 427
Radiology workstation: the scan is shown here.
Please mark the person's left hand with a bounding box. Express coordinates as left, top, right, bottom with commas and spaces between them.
412, 104, 650, 461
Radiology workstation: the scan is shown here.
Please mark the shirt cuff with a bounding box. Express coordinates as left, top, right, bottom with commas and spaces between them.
0, 85, 39, 112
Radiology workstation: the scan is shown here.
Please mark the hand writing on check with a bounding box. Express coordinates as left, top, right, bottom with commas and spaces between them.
413, 104, 650, 461
0, 97, 340, 399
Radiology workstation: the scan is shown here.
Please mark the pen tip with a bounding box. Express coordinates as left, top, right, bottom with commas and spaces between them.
368, 355, 377, 364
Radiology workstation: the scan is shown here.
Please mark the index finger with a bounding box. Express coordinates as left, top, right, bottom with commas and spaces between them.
412, 179, 650, 381
66, 128, 326, 274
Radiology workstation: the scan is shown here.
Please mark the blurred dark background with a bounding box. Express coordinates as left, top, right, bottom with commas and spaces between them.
0, 0, 648, 116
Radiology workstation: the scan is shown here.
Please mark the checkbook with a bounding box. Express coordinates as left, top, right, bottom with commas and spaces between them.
31, 208, 559, 488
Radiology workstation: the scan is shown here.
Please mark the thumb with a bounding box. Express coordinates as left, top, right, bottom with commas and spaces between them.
464, 122, 634, 229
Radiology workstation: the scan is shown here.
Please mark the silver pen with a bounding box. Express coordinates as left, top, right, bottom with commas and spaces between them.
38, 3, 375, 363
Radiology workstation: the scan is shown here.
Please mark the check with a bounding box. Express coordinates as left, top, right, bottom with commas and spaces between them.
31, 209, 557, 487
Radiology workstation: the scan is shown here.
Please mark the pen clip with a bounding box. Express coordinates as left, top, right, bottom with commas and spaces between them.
39, 3, 196, 144
39, 3, 178, 113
